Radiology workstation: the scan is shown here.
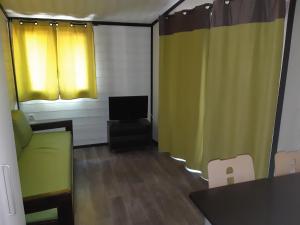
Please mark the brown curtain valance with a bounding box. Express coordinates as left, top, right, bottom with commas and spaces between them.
160, 0, 286, 35
211, 0, 286, 27
159, 4, 212, 35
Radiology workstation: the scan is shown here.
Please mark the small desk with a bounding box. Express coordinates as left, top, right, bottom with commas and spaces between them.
190, 173, 300, 225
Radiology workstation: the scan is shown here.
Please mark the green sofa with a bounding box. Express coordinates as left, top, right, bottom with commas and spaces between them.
12, 110, 74, 225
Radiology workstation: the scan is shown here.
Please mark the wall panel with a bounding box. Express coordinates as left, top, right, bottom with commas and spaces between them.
0, 9, 26, 225
278, 1, 300, 151
0, 11, 17, 109
152, 23, 159, 141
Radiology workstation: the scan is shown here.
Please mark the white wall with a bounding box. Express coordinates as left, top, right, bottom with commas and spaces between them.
278, 1, 300, 151
0, 10, 25, 225
21, 25, 151, 146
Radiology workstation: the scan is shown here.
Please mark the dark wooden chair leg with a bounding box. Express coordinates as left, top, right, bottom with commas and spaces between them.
58, 194, 74, 225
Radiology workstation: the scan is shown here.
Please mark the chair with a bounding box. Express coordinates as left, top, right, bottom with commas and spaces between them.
208, 155, 255, 188
275, 151, 300, 176
203, 155, 255, 225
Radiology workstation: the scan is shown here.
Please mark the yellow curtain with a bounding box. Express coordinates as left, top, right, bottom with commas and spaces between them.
12, 21, 59, 101
56, 23, 97, 100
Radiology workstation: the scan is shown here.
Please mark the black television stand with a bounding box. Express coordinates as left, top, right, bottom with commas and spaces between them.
107, 118, 151, 151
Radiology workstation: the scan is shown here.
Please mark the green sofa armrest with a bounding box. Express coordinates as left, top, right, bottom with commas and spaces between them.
30, 120, 73, 136
11, 110, 33, 148
23, 190, 71, 213
27, 219, 58, 225
24, 190, 74, 225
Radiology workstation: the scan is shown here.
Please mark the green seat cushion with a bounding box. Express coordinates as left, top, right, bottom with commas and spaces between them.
26, 209, 57, 224
11, 110, 32, 148
18, 131, 72, 198
14, 133, 22, 159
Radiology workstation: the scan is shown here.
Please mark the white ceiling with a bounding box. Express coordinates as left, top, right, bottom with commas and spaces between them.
0, 0, 179, 23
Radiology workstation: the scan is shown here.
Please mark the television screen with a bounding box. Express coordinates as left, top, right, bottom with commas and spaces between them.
109, 96, 148, 121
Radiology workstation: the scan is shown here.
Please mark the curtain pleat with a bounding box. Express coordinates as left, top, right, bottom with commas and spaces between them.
56, 23, 97, 100
159, 0, 286, 178
159, 5, 211, 170
12, 21, 59, 101
203, 19, 285, 179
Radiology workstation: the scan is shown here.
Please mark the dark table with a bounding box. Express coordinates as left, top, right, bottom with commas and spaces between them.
190, 173, 300, 225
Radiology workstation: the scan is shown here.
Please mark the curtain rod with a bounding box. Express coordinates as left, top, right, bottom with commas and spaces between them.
152, 0, 215, 25
18, 20, 87, 27
9, 17, 152, 27
19, 20, 38, 24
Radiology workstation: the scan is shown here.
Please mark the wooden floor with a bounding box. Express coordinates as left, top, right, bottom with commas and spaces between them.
74, 145, 207, 225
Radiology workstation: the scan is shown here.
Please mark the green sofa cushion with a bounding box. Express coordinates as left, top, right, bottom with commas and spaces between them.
26, 209, 57, 224
14, 133, 22, 159
11, 110, 32, 148
18, 131, 72, 198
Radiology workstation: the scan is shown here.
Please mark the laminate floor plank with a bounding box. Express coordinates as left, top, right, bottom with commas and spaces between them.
74, 145, 206, 225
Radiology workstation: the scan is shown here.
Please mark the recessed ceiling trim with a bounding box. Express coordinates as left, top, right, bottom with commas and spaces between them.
9, 16, 153, 27
1, 0, 180, 24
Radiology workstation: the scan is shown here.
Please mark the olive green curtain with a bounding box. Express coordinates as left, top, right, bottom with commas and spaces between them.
159, 5, 211, 170
201, 0, 285, 179
159, 0, 286, 179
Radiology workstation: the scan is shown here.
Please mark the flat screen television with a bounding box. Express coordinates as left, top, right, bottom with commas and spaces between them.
109, 96, 148, 121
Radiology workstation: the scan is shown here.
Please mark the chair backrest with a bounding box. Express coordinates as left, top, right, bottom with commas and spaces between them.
208, 155, 255, 188
275, 151, 300, 176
